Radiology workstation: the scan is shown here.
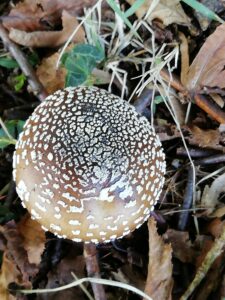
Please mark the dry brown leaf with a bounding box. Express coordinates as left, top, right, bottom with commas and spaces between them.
144, 218, 173, 300
0, 220, 39, 282
126, 0, 190, 26
17, 215, 46, 265
0, 254, 21, 300
186, 125, 222, 150
184, 23, 225, 92
36, 51, 66, 94
3, 0, 97, 32
201, 172, 225, 213
163, 229, 197, 264
37, 253, 86, 300
9, 10, 85, 48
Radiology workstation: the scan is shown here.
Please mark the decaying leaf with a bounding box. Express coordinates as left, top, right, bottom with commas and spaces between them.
38, 253, 86, 300
3, 0, 97, 31
126, 0, 191, 26
17, 215, 46, 265
185, 125, 222, 151
201, 172, 225, 213
8, 10, 85, 48
184, 23, 225, 92
163, 229, 198, 264
0, 216, 45, 298
0, 254, 21, 300
144, 218, 173, 300
36, 51, 66, 94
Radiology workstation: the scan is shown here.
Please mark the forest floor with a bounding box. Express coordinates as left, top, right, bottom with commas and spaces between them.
0, 1, 225, 300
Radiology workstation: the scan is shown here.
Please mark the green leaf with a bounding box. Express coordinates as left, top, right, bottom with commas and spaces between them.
0, 57, 19, 69
61, 43, 105, 87
65, 72, 87, 87
0, 138, 15, 148
0, 53, 39, 70
72, 44, 105, 62
13, 73, 26, 91
28, 52, 40, 66
0, 120, 25, 149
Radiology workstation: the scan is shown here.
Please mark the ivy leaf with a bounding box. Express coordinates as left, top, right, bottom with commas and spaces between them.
61, 43, 105, 87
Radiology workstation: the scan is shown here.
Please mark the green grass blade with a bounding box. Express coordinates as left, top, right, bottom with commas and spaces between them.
106, 0, 142, 40
182, 0, 224, 23
124, 0, 145, 18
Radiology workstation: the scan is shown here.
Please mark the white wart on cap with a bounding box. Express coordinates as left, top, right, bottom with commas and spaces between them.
13, 86, 166, 243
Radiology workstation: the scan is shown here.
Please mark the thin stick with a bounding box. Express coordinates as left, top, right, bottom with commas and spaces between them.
178, 167, 194, 231
83, 243, 107, 300
180, 223, 225, 300
194, 94, 225, 124
160, 68, 225, 124
0, 23, 48, 101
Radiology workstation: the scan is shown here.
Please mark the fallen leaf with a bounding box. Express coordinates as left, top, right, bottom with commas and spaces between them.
17, 215, 46, 265
8, 10, 85, 48
37, 252, 86, 300
126, 0, 191, 26
3, 0, 97, 32
186, 125, 222, 151
184, 23, 225, 92
204, 218, 225, 238
144, 218, 173, 300
163, 229, 197, 264
0, 253, 21, 300
0, 220, 39, 282
36, 51, 66, 94
201, 172, 225, 213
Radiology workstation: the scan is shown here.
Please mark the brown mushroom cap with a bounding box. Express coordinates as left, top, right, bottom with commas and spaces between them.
13, 86, 166, 243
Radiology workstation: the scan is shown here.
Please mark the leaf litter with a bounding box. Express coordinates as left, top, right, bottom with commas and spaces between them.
0, 0, 225, 299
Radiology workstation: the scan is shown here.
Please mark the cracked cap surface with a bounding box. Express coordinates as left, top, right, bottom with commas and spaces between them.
13, 86, 166, 243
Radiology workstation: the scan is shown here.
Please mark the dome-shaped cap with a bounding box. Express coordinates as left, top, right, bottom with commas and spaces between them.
13, 86, 166, 243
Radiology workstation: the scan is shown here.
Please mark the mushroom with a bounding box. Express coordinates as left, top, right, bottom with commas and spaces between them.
13, 86, 166, 244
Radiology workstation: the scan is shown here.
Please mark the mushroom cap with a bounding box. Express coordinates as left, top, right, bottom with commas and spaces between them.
13, 86, 166, 243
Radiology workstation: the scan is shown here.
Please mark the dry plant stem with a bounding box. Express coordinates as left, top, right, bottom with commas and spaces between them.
83, 243, 107, 300
160, 68, 225, 124
194, 154, 225, 165
180, 223, 225, 300
0, 23, 48, 101
178, 167, 194, 231
177, 147, 214, 158
160, 69, 185, 93
194, 94, 225, 124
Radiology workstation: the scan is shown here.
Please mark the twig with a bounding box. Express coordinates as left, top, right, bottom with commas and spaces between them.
194, 94, 225, 124
83, 243, 106, 300
178, 167, 194, 231
194, 154, 225, 165
160, 68, 225, 124
0, 23, 48, 101
177, 147, 215, 158
160, 69, 185, 93
180, 222, 225, 300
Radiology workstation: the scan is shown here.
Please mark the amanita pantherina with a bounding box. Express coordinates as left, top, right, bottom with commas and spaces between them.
13, 86, 166, 243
